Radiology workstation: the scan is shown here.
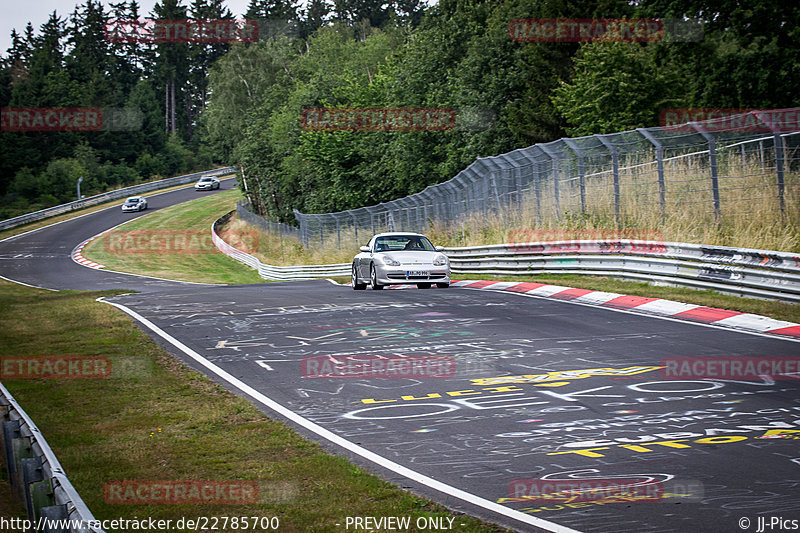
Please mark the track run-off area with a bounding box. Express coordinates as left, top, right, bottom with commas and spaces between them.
1, 184, 799, 533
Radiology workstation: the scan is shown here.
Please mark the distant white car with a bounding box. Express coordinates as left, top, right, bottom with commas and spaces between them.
121, 196, 147, 212
352, 232, 450, 290
194, 176, 220, 190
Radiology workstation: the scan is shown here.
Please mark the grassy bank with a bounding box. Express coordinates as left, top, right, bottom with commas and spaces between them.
81, 189, 264, 285
228, 157, 800, 259
0, 280, 505, 531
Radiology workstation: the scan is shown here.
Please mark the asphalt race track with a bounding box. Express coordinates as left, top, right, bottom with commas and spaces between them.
2, 186, 800, 533
0, 180, 234, 291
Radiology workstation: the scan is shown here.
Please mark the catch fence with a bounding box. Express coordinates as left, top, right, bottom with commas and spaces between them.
243, 110, 800, 249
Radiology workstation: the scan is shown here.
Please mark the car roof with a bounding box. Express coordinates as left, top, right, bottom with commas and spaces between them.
372, 232, 426, 238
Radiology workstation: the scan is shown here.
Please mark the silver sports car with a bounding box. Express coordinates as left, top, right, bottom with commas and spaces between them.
121, 196, 147, 212
352, 232, 450, 290
194, 176, 220, 190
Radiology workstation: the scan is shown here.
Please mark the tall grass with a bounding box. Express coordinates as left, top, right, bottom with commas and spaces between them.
223, 153, 799, 266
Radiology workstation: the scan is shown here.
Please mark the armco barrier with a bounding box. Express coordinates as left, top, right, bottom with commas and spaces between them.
1, 380, 104, 533
212, 212, 349, 280
0, 166, 237, 232
443, 240, 800, 302
214, 217, 800, 301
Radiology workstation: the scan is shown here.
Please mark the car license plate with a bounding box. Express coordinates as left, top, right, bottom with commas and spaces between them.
407, 270, 429, 277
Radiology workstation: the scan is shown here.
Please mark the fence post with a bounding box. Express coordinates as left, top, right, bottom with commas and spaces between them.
773, 134, 786, 213
370, 209, 376, 235
538, 145, 561, 220
563, 139, 586, 214
596, 135, 621, 227
637, 128, 667, 220
752, 111, 788, 215
350, 212, 358, 245
534, 162, 542, 224
691, 124, 721, 220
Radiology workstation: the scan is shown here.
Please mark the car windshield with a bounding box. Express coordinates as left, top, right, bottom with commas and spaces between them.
200, 178, 212, 182
125, 198, 138, 204
374, 235, 435, 252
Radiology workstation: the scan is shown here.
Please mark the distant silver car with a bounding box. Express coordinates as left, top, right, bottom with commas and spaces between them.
352, 232, 450, 290
194, 176, 220, 190
121, 196, 147, 212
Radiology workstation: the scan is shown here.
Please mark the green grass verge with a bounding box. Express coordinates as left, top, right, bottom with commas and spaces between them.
82, 189, 266, 285
0, 280, 507, 531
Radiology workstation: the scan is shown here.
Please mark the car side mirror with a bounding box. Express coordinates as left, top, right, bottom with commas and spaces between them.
435, 246, 444, 252
360, 246, 370, 253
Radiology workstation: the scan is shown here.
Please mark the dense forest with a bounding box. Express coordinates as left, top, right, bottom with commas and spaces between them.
2, 0, 798, 222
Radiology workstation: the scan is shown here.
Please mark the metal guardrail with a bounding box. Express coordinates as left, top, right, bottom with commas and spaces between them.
212, 212, 349, 280
215, 209, 800, 301
443, 240, 800, 302
0, 166, 237, 232
1, 381, 104, 533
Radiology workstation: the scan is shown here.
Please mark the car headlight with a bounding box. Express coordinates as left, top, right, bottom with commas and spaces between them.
382, 255, 401, 266
433, 254, 448, 266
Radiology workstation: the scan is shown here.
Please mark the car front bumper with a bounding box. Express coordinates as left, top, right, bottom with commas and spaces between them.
374, 265, 450, 285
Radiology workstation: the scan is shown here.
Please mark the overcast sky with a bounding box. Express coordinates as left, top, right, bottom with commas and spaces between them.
1, 0, 255, 53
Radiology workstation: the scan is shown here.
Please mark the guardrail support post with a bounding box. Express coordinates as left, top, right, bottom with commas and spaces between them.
39, 504, 70, 533
23, 456, 55, 523
3, 420, 22, 493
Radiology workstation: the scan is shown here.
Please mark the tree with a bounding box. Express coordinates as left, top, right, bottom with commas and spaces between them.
152, 0, 189, 135
297, 0, 331, 39
551, 39, 682, 135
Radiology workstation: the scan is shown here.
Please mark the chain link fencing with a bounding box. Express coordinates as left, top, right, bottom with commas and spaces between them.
239, 109, 800, 251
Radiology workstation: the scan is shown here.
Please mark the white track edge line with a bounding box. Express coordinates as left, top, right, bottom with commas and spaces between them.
0, 274, 58, 291
98, 296, 583, 533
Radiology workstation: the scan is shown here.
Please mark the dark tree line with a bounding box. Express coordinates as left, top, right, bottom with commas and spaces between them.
3, 0, 798, 222
204, 0, 798, 223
